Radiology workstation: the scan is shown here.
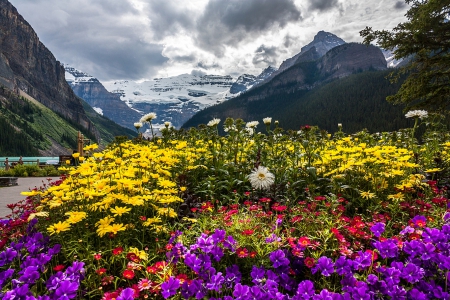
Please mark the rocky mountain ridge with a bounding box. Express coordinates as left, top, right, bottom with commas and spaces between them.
65, 65, 142, 130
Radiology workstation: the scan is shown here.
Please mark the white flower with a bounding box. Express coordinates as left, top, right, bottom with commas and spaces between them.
405, 110, 428, 119
338, 123, 342, 127
248, 166, 275, 190
134, 122, 143, 129
263, 117, 272, 125
245, 127, 254, 135
207, 118, 221, 127
164, 121, 172, 127
140, 112, 157, 123
224, 125, 236, 132
246, 121, 259, 128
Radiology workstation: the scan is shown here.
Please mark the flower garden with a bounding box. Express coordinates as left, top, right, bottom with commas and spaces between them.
2, 112, 450, 299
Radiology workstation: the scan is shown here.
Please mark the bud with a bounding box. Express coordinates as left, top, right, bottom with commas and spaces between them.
338, 123, 342, 127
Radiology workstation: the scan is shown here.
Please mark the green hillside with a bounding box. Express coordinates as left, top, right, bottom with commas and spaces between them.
183, 70, 415, 133
0, 86, 135, 156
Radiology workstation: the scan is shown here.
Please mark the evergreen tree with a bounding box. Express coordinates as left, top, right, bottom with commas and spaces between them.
360, 0, 450, 112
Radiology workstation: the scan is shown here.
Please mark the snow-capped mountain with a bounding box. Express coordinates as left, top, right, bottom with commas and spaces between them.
102, 74, 235, 128
381, 49, 403, 68
229, 66, 277, 95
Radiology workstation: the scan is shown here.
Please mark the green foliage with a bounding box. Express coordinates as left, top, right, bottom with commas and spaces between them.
360, 0, 450, 111
0, 164, 64, 177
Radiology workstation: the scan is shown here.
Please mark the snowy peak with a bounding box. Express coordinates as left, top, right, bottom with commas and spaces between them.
301, 31, 346, 57
230, 66, 277, 94
381, 49, 403, 68
64, 64, 99, 84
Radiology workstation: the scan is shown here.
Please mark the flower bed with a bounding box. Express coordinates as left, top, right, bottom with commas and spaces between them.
1, 115, 450, 299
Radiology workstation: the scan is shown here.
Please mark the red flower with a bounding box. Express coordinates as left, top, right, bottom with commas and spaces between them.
123, 269, 135, 280
304, 257, 315, 268
249, 251, 257, 258
176, 274, 188, 284
259, 197, 271, 203
147, 265, 157, 274
242, 229, 254, 236
236, 247, 249, 258
139, 216, 147, 221
165, 244, 174, 251
314, 196, 326, 201
298, 236, 311, 247
112, 247, 123, 255
126, 253, 140, 263
96, 268, 107, 275
94, 253, 102, 260
53, 264, 65, 272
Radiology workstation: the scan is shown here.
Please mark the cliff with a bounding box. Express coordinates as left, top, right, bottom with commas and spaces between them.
0, 0, 100, 140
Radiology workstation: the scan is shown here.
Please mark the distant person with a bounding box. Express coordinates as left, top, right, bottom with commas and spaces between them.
18, 156, 23, 165
4, 158, 9, 171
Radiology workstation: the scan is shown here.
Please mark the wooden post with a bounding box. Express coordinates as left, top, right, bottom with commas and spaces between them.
77, 131, 84, 156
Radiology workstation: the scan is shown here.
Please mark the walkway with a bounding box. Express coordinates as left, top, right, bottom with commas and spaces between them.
0, 177, 60, 218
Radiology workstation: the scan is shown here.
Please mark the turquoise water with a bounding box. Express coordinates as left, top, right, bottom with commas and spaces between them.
0, 157, 59, 164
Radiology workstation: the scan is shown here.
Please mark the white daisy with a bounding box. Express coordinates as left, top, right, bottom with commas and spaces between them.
263, 117, 272, 125
405, 110, 428, 119
246, 121, 259, 128
207, 118, 221, 127
248, 166, 275, 190
134, 122, 143, 129
140, 112, 157, 123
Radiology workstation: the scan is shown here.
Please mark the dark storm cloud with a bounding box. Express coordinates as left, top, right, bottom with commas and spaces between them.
252, 44, 280, 66
9, 0, 168, 81
147, 0, 194, 40
196, 0, 302, 56
308, 0, 340, 12
283, 34, 298, 49
394, 1, 407, 9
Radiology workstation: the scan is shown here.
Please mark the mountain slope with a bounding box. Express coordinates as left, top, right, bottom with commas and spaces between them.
65, 66, 142, 130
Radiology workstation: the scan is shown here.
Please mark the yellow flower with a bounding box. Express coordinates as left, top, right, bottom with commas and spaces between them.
110, 206, 131, 216
107, 223, 126, 234
425, 168, 442, 173
142, 217, 162, 227
65, 211, 87, 224
96, 216, 115, 227
388, 192, 405, 201
72, 153, 80, 158
129, 247, 148, 260
47, 221, 71, 235
27, 211, 49, 221
360, 191, 376, 200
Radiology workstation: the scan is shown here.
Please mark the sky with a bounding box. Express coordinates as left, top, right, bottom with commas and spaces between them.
9, 0, 409, 82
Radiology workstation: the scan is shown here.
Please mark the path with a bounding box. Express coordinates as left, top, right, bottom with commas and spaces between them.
0, 177, 60, 218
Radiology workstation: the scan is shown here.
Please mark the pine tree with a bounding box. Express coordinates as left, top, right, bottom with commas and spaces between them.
360, 0, 450, 112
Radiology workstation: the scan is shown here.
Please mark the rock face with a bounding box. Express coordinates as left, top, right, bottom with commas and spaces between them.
247, 43, 387, 101
65, 66, 142, 130
0, 0, 99, 139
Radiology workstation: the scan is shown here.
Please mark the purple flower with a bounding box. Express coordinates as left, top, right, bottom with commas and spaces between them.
353, 251, 372, 270
370, 222, 385, 238
403, 240, 423, 257
161, 276, 180, 299
210, 245, 224, 262
386, 285, 406, 299
225, 264, 242, 288
233, 283, 249, 300
373, 239, 398, 259
18, 266, 40, 284
270, 250, 290, 268
206, 272, 225, 292
211, 229, 226, 244
168, 230, 183, 244
313, 289, 334, 300
311, 257, 334, 277
117, 288, 135, 300
334, 257, 353, 276
0, 248, 18, 267
251, 266, 266, 285
380, 267, 401, 286
197, 234, 214, 253
401, 263, 424, 283
295, 280, 315, 299
184, 253, 202, 272
408, 288, 427, 300
265, 233, 281, 243
54, 280, 79, 299
223, 235, 237, 251
399, 226, 414, 235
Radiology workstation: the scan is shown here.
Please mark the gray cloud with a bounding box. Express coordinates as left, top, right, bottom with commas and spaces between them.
308, 0, 340, 12
191, 69, 207, 77
9, 0, 167, 81
394, 1, 406, 9
147, 0, 194, 40
197, 61, 220, 70
283, 34, 299, 49
196, 0, 302, 56
252, 45, 279, 67
171, 54, 197, 63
